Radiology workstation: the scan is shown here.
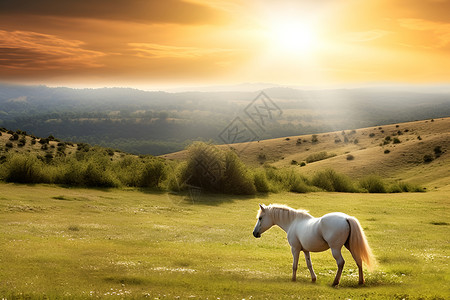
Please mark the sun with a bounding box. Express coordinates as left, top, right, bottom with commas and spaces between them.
268, 19, 317, 55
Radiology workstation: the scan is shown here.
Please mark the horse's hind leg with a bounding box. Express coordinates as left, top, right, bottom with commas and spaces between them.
304, 251, 316, 282
331, 247, 345, 286
345, 241, 364, 284
350, 251, 365, 285
291, 247, 300, 282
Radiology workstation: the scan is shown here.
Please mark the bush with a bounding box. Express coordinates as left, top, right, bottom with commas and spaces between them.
423, 154, 434, 163
3, 154, 51, 183
140, 159, 167, 188
311, 134, 318, 143
306, 151, 336, 163
434, 146, 442, 158
384, 149, 390, 154
389, 181, 424, 193
179, 142, 256, 194
253, 170, 270, 193
346, 154, 354, 160
182, 142, 224, 191
393, 138, 401, 144
9, 133, 19, 141
312, 169, 356, 192
83, 160, 119, 187
222, 151, 256, 195
359, 175, 387, 193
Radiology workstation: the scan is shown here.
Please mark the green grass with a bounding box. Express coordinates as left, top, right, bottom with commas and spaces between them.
0, 183, 449, 299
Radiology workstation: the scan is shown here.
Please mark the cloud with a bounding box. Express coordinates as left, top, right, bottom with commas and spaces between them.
0, 30, 105, 70
128, 43, 235, 59
342, 30, 391, 42
398, 18, 450, 48
0, 0, 228, 25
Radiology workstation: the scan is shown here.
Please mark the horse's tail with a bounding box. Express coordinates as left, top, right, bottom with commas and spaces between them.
347, 217, 375, 270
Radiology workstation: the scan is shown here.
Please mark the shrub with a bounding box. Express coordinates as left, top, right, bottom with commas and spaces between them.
287, 171, 311, 193
222, 151, 256, 195
5, 142, 13, 148
140, 159, 167, 188
306, 151, 336, 163
291, 160, 298, 165
182, 142, 224, 191
389, 181, 424, 193
423, 154, 434, 163
299, 161, 306, 167
359, 175, 387, 193
18, 137, 26, 147
3, 154, 51, 183
253, 170, 270, 193
312, 169, 356, 192
9, 133, 19, 141
180, 142, 256, 194
346, 154, 354, 160
369, 133, 375, 138
83, 160, 119, 187
311, 134, 318, 143
384, 149, 390, 154
393, 138, 401, 144
56, 158, 85, 185
434, 146, 442, 158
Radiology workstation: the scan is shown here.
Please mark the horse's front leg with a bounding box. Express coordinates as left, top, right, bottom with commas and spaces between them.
291, 247, 300, 282
304, 251, 316, 282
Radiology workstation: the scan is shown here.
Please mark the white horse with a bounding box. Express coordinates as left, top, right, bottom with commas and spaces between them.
253, 204, 374, 286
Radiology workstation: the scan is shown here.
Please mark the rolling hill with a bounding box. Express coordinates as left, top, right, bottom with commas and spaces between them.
162, 117, 450, 190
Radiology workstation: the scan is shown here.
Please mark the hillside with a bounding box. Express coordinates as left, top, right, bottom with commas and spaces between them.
162, 117, 450, 189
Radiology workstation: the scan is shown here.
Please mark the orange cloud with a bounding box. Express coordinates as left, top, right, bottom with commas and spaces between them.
128, 43, 236, 59
0, 30, 105, 70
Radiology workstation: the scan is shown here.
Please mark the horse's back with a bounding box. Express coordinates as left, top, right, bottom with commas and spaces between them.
319, 213, 350, 248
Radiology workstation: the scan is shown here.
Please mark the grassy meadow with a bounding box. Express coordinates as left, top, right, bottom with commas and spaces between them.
0, 183, 449, 299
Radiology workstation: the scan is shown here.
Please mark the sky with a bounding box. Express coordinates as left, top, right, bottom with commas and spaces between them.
1, 0, 450, 90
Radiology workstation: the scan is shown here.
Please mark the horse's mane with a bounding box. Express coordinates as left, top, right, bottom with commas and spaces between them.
263, 204, 312, 223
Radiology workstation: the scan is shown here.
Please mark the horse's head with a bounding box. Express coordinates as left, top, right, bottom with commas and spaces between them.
253, 204, 273, 238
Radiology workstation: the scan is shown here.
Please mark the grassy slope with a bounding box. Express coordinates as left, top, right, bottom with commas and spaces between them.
0, 183, 448, 299
163, 117, 450, 189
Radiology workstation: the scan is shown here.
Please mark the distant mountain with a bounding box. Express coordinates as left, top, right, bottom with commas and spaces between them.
0, 83, 449, 155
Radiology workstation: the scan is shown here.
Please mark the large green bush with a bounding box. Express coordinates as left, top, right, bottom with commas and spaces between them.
359, 175, 387, 193
140, 159, 167, 188
312, 169, 357, 192
178, 142, 256, 194
2, 154, 51, 183
222, 151, 255, 195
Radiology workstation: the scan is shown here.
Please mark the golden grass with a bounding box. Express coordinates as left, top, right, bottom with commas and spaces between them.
163, 117, 450, 189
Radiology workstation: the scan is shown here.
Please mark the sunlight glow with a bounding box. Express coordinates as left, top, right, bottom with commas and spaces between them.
265, 16, 318, 55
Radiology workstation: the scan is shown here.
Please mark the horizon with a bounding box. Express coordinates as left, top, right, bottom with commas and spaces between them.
1, 1, 449, 88
2, 81, 450, 94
